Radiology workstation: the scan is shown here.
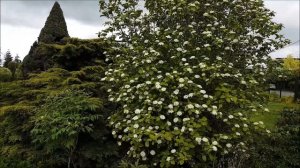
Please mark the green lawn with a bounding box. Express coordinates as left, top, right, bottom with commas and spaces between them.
251, 102, 299, 129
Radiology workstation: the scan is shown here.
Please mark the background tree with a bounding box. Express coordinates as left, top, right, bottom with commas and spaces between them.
3, 50, 13, 68
283, 55, 300, 101
100, 0, 288, 167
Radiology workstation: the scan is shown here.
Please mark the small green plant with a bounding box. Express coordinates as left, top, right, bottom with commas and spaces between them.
31, 89, 102, 168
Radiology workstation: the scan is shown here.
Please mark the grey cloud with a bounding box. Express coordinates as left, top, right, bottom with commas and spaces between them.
1, 0, 105, 28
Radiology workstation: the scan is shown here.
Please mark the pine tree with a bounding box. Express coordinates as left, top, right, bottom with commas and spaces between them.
38, 1, 69, 43
14, 54, 22, 64
3, 50, 13, 68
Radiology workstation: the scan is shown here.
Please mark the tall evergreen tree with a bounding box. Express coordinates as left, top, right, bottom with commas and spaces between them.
14, 54, 22, 64
3, 50, 13, 68
38, 1, 69, 43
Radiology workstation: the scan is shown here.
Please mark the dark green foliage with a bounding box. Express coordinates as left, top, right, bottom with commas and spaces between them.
31, 90, 102, 167
245, 108, 300, 168
0, 157, 32, 168
3, 50, 13, 68
0, 66, 122, 168
38, 2, 69, 44
22, 38, 106, 74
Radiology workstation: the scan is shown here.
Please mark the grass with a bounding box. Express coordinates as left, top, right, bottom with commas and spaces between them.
251, 101, 299, 130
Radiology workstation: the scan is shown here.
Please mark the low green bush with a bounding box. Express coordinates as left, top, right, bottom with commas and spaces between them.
0, 68, 12, 82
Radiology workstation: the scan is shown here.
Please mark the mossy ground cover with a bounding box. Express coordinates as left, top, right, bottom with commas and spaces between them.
251, 101, 299, 129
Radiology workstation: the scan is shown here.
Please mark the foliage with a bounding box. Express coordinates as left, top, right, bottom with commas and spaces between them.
0, 67, 12, 82
22, 38, 106, 74
3, 50, 13, 68
100, 0, 288, 167
38, 1, 69, 43
246, 108, 300, 168
0, 157, 32, 168
283, 55, 300, 72
0, 66, 121, 168
31, 90, 102, 167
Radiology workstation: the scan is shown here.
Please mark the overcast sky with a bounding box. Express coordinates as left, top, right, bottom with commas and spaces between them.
1, 0, 299, 60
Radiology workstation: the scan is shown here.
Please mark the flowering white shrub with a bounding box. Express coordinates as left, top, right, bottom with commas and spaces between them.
99, 0, 288, 167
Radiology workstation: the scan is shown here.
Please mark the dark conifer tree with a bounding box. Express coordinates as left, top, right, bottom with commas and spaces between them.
3, 50, 13, 68
38, 1, 69, 43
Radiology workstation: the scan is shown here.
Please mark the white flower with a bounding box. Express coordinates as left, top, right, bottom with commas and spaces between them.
160, 115, 166, 120
173, 89, 179, 95
181, 126, 186, 132
150, 150, 156, 155
135, 109, 141, 114
187, 104, 194, 109
112, 131, 116, 135
176, 48, 183, 51
174, 39, 179, 42
211, 110, 217, 115
195, 137, 202, 144
202, 104, 208, 108
243, 124, 248, 127
177, 111, 183, 116
174, 101, 179, 106
168, 104, 174, 109
204, 44, 210, 47
241, 80, 246, 84
166, 35, 171, 39
182, 58, 187, 62
173, 118, 179, 123
195, 75, 200, 78
203, 12, 209, 16
212, 141, 218, 145
236, 132, 241, 136
235, 124, 240, 128
157, 139, 162, 144
212, 146, 218, 151
179, 78, 185, 83
158, 42, 164, 46
216, 56, 222, 61
228, 115, 234, 119
133, 116, 139, 120
144, 40, 149, 43
196, 47, 200, 50
133, 124, 139, 128
153, 100, 158, 104
226, 143, 232, 148
161, 87, 167, 92
171, 149, 176, 153
202, 137, 208, 142
166, 157, 171, 161
183, 118, 190, 122
200, 90, 206, 94
183, 41, 189, 45
140, 151, 146, 157
158, 60, 164, 64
